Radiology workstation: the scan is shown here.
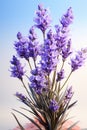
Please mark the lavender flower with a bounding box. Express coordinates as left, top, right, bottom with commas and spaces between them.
54, 7, 73, 60
65, 86, 73, 100
14, 36, 30, 60
28, 26, 40, 58
10, 55, 25, 80
16, 92, 26, 102
17, 32, 22, 40
29, 67, 48, 94
70, 50, 86, 71
15, 27, 39, 60
61, 39, 72, 60
49, 99, 59, 112
56, 69, 64, 82
34, 4, 51, 33
60, 7, 73, 27
40, 29, 58, 74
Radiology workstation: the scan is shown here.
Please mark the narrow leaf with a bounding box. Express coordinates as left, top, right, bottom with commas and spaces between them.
12, 113, 25, 130
67, 121, 79, 130
13, 109, 42, 130
68, 100, 77, 109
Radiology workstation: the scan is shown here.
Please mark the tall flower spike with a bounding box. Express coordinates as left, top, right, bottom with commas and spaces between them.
34, 4, 51, 33
65, 86, 73, 101
60, 7, 73, 27
49, 99, 59, 112
54, 8, 73, 61
61, 39, 72, 60
70, 50, 86, 71
16, 92, 26, 102
10, 55, 25, 80
56, 69, 64, 82
29, 67, 48, 94
40, 29, 58, 74
14, 35, 30, 60
15, 27, 40, 61
28, 26, 40, 58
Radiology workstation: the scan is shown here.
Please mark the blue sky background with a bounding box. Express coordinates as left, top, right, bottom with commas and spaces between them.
1, 0, 87, 129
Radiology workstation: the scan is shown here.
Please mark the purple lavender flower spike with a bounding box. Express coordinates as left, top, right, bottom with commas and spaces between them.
14, 36, 30, 60
70, 50, 86, 71
61, 39, 72, 60
34, 4, 51, 33
10, 55, 25, 80
15, 26, 39, 60
56, 69, 64, 82
29, 26, 37, 41
29, 67, 48, 94
40, 29, 58, 74
60, 7, 73, 27
16, 92, 26, 102
28, 26, 40, 58
49, 99, 59, 112
54, 7, 73, 56
65, 86, 73, 101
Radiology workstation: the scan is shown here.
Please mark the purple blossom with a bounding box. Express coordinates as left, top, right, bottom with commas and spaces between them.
14, 36, 30, 60
16, 92, 26, 102
60, 7, 73, 27
54, 24, 70, 54
61, 39, 72, 60
34, 4, 51, 33
70, 50, 86, 71
49, 99, 59, 112
54, 25, 66, 50
10, 55, 25, 80
28, 26, 40, 58
40, 29, 58, 74
29, 26, 37, 41
14, 27, 39, 60
29, 67, 48, 94
65, 86, 73, 101
54, 7, 73, 59
17, 32, 22, 40
56, 69, 64, 82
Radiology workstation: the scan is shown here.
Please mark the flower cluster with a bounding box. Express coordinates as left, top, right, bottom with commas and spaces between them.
10, 4, 87, 130
40, 29, 58, 74
49, 99, 59, 112
10, 56, 25, 80
34, 4, 51, 33
29, 67, 48, 94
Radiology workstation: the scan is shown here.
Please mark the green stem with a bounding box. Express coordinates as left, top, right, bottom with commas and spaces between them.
43, 31, 45, 40
27, 59, 32, 70
57, 82, 60, 98
52, 68, 57, 91
61, 60, 65, 70
33, 58, 36, 68
21, 79, 35, 104
55, 60, 65, 94
60, 71, 72, 91
21, 79, 29, 95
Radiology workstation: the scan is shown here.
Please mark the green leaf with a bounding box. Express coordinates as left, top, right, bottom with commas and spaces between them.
13, 109, 42, 130
67, 121, 79, 130
43, 111, 51, 130
12, 113, 25, 130
68, 100, 77, 109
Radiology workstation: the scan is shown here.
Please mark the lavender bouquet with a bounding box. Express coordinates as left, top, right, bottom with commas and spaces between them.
10, 4, 87, 130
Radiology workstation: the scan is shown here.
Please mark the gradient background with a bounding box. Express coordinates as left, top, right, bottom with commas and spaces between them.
0, 0, 87, 129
